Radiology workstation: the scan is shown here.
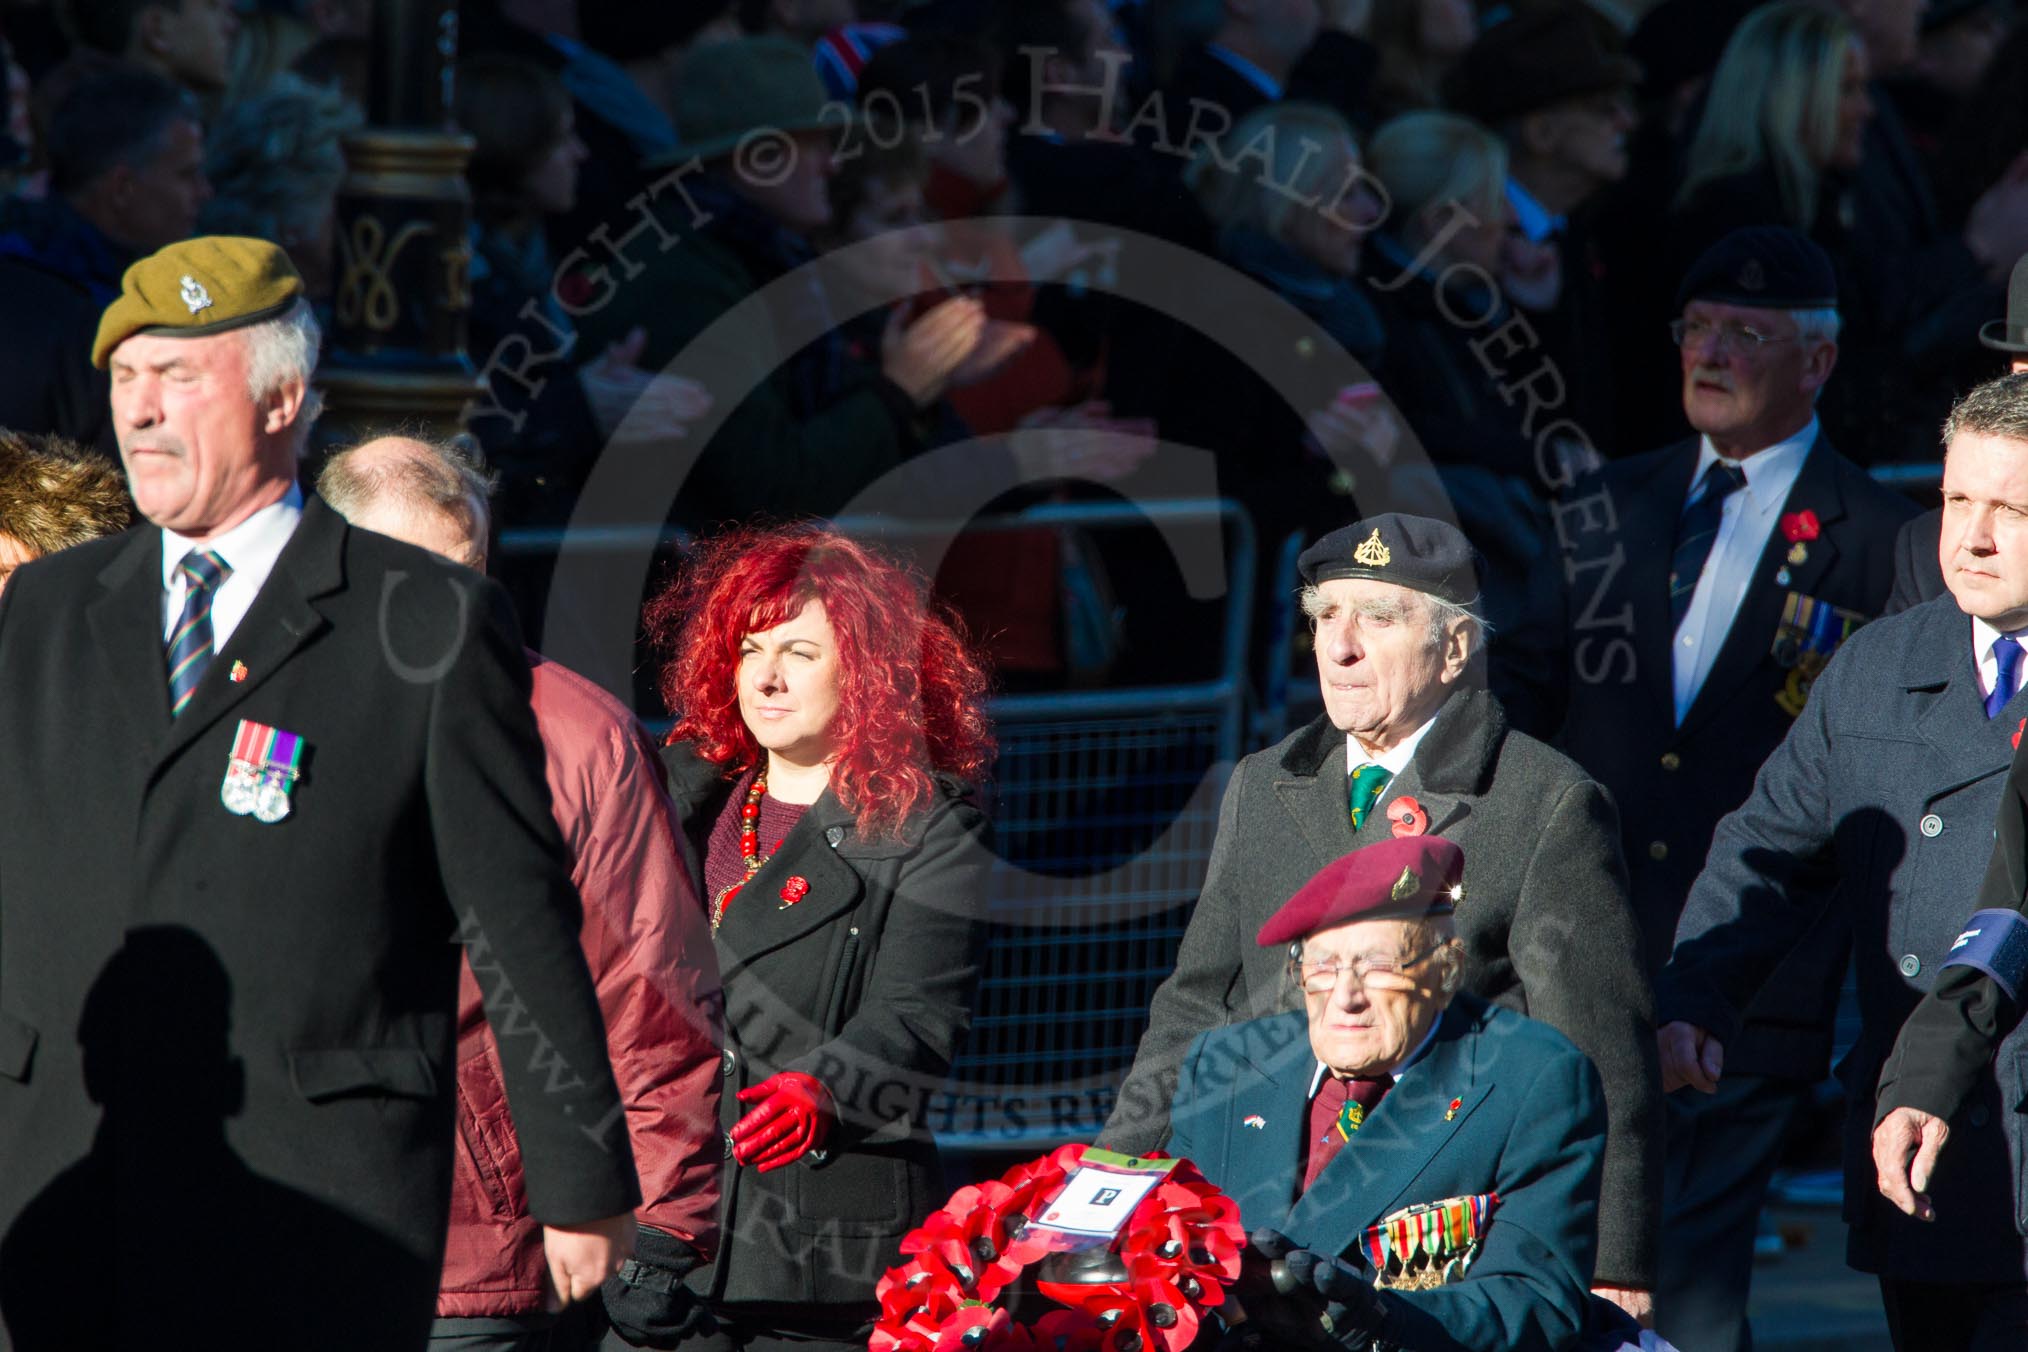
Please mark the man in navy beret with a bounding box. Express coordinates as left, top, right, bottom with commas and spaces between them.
1512, 223, 1914, 1349
1106, 511, 1663, 1326
1169, 836, 1618, 1352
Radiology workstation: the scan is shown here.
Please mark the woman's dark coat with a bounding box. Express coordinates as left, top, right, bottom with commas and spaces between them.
662, 742, 991, 1307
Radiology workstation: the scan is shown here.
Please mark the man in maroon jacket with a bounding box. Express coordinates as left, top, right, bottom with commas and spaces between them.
317, 435, 724, 1351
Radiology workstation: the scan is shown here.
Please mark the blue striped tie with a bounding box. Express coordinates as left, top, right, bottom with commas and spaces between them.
166, 550, 231, 717
1669, 461, 1747, 629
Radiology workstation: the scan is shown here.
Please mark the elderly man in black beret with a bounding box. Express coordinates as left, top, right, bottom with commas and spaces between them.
1514, 224, 1914, 1352
1104, 511, 1663, 1326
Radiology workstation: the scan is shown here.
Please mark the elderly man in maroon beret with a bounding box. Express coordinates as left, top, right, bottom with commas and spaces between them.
1168, 836, 1624, 1352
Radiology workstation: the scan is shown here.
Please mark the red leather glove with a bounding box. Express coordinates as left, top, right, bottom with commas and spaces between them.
730, 1071, 835, 1173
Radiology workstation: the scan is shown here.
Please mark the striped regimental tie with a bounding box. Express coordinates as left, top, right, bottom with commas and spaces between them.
166, 549, 232, 717
1668, 460, 1747, 629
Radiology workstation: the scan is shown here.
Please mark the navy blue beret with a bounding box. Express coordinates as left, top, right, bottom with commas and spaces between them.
1674, 226, 1838, 313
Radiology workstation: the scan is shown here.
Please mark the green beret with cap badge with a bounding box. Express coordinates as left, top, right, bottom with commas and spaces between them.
92, 236, 304, 369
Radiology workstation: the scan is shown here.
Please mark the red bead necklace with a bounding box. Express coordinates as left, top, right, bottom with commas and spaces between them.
712, 769, 772, 933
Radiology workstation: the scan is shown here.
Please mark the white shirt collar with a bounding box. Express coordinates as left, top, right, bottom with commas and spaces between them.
160, 484, 304, 652
1972, 615, 2028, 695
1307, 1013, 1443, 1096
1204, 43, 1283, 101
1506, 177, 1565, 244
161, 484, 303, 591
1348, 708, 1437, 779
1688, 419, 1816, 508
1971, 615, 2021, 654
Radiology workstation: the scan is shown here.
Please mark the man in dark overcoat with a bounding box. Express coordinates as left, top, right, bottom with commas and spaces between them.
1103, 512, 1661, 1325
1515, 226, 1914, 1352
1659, 371, 2028, 1350
0, 238, 639, 1351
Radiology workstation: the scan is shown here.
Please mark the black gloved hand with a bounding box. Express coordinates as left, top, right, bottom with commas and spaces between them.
601, 1227, 716, 1348
1278, 1243, 1392, 1350
1223, 1229, 1342, 1351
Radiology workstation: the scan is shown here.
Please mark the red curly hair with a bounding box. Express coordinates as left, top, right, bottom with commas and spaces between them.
646, 525, 994, 839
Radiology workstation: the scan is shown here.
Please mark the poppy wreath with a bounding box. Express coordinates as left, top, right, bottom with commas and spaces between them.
869, 1144, 1245, 1352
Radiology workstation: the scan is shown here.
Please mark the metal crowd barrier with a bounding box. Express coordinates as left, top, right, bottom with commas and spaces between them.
499, 501, 1260, 1152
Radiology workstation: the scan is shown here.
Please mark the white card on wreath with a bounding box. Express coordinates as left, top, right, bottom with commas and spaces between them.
1028, 1155, 1175, 1242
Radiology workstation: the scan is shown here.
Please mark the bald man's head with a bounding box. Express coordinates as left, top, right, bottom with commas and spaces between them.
317, 435, 496, 569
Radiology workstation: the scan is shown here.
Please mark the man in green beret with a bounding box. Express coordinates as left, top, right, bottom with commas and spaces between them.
0, 236, 640, 1351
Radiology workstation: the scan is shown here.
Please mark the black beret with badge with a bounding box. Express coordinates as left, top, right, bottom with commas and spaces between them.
1298, 513, 1482, 607
1674, 225, 1838, 314
93, 236, 305, 369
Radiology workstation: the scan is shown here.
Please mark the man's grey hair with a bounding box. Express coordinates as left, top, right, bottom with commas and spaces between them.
316, 435, 499, 565
1299, 583, 1491, 657
1283, 912, 1467, 1009
1790, 306, 1841, 345
243, 300, 325, 438
1943, 371, 2028, 449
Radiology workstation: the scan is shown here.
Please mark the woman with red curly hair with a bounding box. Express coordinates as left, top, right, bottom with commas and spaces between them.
644, 525, 993, 1352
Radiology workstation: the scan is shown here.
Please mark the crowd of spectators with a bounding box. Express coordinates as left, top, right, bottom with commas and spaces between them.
0, 0, 2018, 692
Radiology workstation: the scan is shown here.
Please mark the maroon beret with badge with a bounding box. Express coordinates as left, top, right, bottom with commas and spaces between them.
1256, 836, 1465, 947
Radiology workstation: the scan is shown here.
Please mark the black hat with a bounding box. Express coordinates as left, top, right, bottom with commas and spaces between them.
1298, 514, 1481, 606
1924, 0, 2009, 33
1981, 254, 2028, 354
1674, 226, 1838, 313
1445, 10, 1642, 124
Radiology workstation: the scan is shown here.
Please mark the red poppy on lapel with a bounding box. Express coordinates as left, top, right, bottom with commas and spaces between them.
780, 876, 810, 904
1779, 510, 1820, 544
1388, 796, 1428, 838
2015, 718, 2025, 751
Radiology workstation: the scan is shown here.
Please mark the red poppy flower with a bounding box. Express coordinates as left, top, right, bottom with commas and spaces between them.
2015, 717, 2024, 751
1780, 510, 1821, 543
931, 1304, 1012, 1351
780, 875, 810, 904
1388, 796, 1429, 838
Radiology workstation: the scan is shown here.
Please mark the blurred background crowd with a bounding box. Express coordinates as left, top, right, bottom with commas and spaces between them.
0, 0, 2016, 700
